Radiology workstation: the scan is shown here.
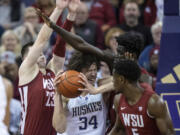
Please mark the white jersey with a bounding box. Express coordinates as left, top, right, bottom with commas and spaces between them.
58, 94, 107, 135
0, 76, 9, 135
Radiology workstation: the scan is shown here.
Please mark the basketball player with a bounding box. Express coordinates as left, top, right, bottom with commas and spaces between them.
18, 0, 80, 135
110, 59, 174, 135
0, 74, 13, 135
53, 51, 108, 135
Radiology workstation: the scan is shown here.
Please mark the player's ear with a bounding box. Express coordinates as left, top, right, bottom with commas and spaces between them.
119, 75, 126, 84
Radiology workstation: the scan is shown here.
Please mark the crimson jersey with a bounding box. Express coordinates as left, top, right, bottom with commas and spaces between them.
18, 69, 56, 135
118, 85, 161, 135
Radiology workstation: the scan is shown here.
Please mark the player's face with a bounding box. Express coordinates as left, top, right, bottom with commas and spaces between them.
81, 63, 97, 85
37, 53, 47, 69
113, 73, 124, 93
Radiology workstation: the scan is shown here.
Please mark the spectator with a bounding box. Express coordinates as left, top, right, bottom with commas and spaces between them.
0, 0, 24, 29
156, 0, 164, 21
83, 0, 117, 32
74, 2, 105, 49
149, 46, 160, 90
118, 1, 153, 48
14, 7, 42, 45
139, 21, 162, 70
105, 27, 124, 55
119, 0, 156, 27
0, 30, 21, 57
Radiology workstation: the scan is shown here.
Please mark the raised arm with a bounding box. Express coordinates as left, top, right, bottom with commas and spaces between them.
148, 94, 174, 135
48, 0, 80, 74
38, 11, 114, 63
19, 0, 68, 76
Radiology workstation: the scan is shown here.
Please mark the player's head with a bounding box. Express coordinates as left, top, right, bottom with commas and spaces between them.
113, 59, 141, 92
67, 51, 100, 85
21, 41, 46, 68
21, 42, 34, 60
116, 32, 144, 60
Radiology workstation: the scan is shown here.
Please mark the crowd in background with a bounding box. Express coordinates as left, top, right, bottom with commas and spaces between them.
0, 0, 163, 134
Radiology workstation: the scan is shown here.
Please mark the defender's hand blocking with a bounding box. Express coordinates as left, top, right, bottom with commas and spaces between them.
78, 73, 97, 94
35, 8, 53, 28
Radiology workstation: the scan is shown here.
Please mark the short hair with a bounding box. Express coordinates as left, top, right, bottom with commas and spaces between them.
113, 59, 141, 82
151, 21, 163, 33
66, 51, 100, 72
116, 32, 144, 58
21, 41, 34, 58
124, 0, 138, 6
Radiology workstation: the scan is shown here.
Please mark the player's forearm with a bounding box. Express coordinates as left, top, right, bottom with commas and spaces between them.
50, 21, 105, 58
53, 93, 67, 133
36, 7, 62, 45
93, 81, 114, 95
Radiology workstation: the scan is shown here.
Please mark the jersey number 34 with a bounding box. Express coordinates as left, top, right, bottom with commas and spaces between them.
79, 115, 98, 130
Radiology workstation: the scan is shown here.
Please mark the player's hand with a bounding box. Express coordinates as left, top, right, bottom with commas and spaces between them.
68, 0, 80, 13
35, 8, 52, 28
53, 70, 64, 91
56, 0, 69, 10
78, 73, 97, 94
124, 52, 135, 61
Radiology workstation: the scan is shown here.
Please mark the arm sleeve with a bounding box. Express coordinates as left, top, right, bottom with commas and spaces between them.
53, 19, 74, 57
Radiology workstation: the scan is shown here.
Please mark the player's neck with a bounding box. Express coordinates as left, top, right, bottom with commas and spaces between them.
123, 84, 143, 105
40, 68, 46, 75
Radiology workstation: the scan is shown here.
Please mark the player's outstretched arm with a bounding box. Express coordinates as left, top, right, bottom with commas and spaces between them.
19, 0, 67, 76
78, 73, 115, 94
38, 10, 114, 63
53, 72, 67, 133
148, 94, 175, 135
48, 0, 80, 74
109, 95, 126, 135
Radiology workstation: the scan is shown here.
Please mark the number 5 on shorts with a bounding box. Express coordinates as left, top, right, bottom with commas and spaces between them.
79, 115, 98, 130
132, 128, 139, 135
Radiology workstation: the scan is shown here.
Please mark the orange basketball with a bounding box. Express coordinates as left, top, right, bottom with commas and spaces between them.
57, 70, 84, 98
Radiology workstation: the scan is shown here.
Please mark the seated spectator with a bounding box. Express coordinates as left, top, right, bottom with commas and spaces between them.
149, 46, 160, 90
138, 21, 162, 70
0, 30, 21, 57
105, 27, 124, 55
74, 2, 105, 49
83, 0, 117, 32
32, 0, 61, 25
119, 0, 156, 27
118, 1, 153, 48
0, 0, 24, 29
14, 7, 42, 45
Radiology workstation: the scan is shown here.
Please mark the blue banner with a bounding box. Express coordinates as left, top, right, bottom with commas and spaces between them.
156, 15, 180, 135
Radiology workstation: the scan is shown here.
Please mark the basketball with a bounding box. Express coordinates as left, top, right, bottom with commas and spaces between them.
57, 70, 84, 98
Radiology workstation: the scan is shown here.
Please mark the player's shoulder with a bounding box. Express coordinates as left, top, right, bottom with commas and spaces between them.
148, 94, 166, 117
